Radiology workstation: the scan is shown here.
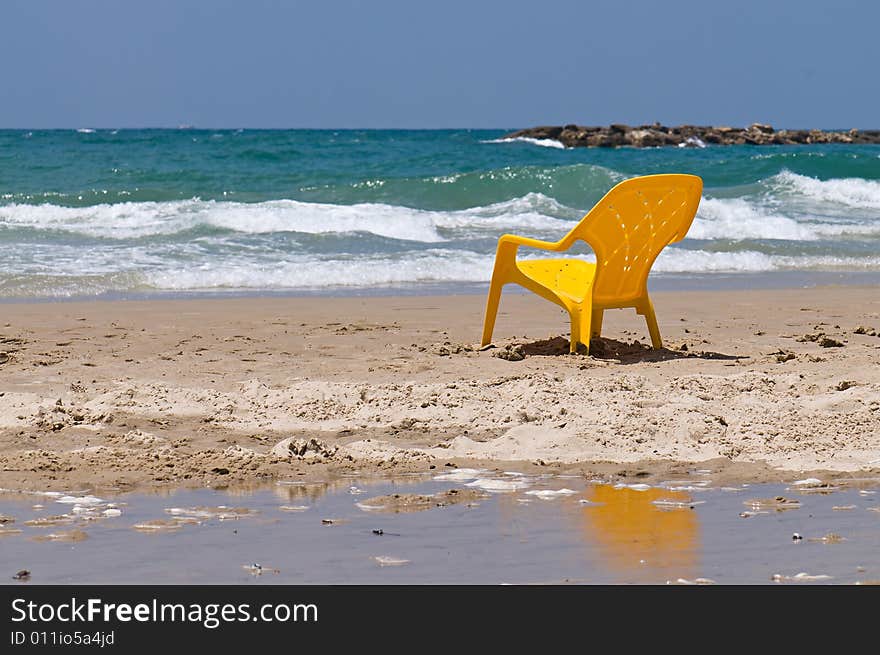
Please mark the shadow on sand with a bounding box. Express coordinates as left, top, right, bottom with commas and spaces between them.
514, 335, 743, 364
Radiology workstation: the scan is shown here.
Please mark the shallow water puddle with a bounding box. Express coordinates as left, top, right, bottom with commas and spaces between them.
1, 474, 879, 585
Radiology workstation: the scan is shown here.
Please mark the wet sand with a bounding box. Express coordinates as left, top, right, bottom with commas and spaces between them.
1, 286, 879, 493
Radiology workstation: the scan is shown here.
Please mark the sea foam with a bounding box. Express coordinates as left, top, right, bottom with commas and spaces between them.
771, 171, 880, 210
0, 199, 445, 242
482, 136, 567, 149
4, 248, 880, 297
0, 195, 577, 242
691, 197, 880, 241
145, 250, 494, 290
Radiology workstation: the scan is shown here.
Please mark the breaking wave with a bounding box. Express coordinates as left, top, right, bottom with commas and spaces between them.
482, 136, 567, 149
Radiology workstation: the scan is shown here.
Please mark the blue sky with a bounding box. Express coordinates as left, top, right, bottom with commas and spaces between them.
2, 0, 876, 129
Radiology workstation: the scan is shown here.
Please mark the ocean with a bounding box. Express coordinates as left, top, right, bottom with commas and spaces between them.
1, 128, 879, 299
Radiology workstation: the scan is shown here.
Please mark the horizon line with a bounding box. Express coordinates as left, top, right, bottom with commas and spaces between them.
1, 124, 876, 132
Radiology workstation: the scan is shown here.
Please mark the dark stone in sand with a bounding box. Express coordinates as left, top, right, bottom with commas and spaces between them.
502, 123, 880, 148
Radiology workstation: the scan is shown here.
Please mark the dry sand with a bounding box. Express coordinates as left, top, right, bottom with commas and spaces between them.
1, 286, 879, 492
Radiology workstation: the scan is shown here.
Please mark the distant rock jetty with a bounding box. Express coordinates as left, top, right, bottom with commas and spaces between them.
503, 123, 880, 148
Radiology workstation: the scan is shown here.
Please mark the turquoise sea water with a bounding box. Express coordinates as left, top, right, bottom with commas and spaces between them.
1, 129, 879, 298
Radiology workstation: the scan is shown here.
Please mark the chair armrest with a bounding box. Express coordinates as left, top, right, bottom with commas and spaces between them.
497, 234, 566, 252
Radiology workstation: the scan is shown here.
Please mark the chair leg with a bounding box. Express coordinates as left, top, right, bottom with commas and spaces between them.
569, 305, 592, 355
569, 311, 581, 354
591, 307, 604, 338
480, 278, 504, 348
641, 298, 662, 349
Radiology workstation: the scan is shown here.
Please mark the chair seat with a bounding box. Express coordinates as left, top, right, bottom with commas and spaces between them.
516, 258, 596, 304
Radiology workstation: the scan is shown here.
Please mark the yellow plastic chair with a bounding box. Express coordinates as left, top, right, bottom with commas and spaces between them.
480, 173, 703, 354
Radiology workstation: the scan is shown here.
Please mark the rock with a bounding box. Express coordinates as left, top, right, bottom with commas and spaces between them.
501, 124, 880, 148
627, 129, 668, 148
494, 345, 525, 361
518, 125, 563, 140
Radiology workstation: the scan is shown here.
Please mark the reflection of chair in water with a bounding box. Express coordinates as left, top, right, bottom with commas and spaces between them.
578, 484, 700, 582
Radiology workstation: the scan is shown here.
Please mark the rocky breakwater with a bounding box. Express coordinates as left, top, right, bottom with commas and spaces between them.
503, 123, 880, 147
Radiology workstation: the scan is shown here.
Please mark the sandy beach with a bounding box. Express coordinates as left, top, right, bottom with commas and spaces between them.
1, 286, 879, 492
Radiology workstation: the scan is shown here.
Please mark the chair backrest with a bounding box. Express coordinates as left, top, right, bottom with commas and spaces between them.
566, 174, 702, 304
